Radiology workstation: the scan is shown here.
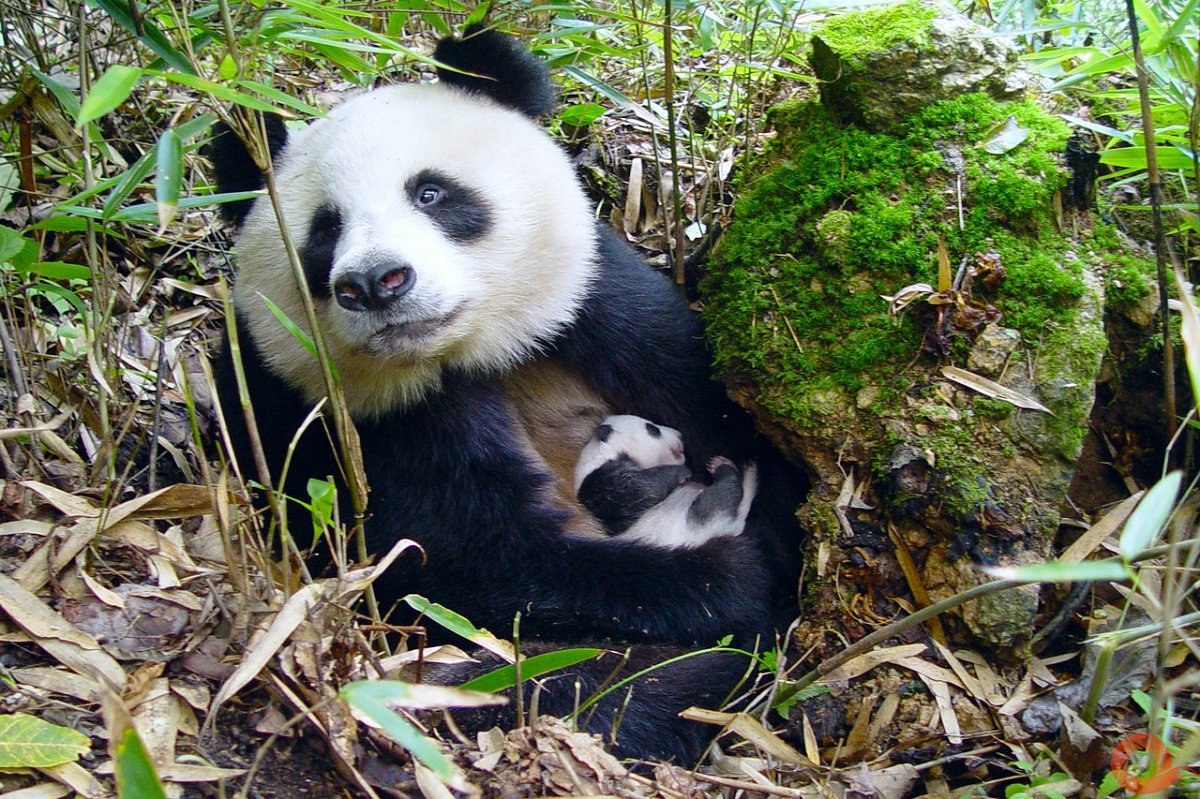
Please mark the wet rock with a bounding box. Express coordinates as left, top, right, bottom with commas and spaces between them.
967, 324, 1021, 375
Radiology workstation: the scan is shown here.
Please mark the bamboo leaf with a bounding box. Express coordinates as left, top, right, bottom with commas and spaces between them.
1175, 266, 1200, 407
403, 594, 515, 661
155, 128, 182, 229
460, 648, 604, 693
1119, 470, 1183, 559
76, 65, 143, 128
986, 560, 1129, 583
87, 0, 195, 74
0, 713, 91, 768
340, 682, 456, 782
114, 726, 167, 799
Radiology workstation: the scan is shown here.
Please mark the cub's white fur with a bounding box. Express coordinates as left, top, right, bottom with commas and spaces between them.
572, 414, 685, 493
233, 83, 597, 418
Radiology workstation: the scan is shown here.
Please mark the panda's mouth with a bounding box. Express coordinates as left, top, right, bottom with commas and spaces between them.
361, 304, 466, 356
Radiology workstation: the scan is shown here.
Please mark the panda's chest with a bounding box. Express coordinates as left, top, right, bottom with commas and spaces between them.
502, 359, 611, 537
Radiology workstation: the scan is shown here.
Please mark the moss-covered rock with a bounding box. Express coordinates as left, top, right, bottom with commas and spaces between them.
703, 16, 1123, 654
810, 0, 1028, 132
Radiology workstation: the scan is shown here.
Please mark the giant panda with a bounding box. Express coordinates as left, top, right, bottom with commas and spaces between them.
209, 25, 803, 762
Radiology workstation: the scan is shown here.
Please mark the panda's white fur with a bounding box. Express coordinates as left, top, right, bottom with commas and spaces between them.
233, 83, 597, 418
575, 415, 758, 549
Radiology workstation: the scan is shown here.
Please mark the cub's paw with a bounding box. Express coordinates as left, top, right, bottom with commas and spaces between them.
707, 456, 738, 477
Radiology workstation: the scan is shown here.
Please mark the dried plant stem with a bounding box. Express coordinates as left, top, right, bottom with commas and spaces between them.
77, 4, 115, 482
1124, 0, 1177, 441
662, 0, 686, 289
254, 123, 379, 622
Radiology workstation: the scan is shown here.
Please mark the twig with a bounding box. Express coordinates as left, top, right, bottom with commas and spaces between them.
1124, 0, 1177, 442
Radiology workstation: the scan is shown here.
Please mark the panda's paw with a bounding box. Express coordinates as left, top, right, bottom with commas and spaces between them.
707, 456, 738, 478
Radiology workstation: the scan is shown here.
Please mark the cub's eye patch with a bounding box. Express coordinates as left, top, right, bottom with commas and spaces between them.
645, 423, 661, 438
594, 424, 613, 443
405, 169, 492, 242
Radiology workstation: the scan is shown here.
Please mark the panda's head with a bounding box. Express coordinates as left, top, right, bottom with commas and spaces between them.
573, 415, 686, 493
209, 27, 597, 418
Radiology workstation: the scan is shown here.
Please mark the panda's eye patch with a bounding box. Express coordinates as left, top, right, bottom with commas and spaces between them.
299, 204, 342, 299
594, 424, 613, 443
645, 423, 662, 438
405, 169, 492, 243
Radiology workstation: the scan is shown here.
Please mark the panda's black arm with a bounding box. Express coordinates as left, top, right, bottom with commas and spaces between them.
358, 374, 777, 645
552, 226, 759, 465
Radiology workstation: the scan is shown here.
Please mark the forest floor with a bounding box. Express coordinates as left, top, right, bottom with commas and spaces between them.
0, 3, 1182, 798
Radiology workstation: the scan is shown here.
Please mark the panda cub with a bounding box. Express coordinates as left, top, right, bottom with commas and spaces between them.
574, 415, 758, 548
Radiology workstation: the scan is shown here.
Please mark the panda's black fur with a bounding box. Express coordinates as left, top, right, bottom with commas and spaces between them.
210, 25, 804, 762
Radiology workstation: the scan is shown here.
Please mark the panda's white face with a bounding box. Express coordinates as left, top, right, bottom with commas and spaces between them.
573, 415, 687, 493
233, 83, 597, 418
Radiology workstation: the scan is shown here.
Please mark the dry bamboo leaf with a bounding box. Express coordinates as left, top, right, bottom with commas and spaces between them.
0, 573, 126, 690
11, 667, 99, 703
108, 520, 198, 572
208, 579, 332, 717
170, 680, 210, 711
104, 483, 214, 527
868, 692, 900, 746
623, 157, 643, 236
14, 520, 100, 591
1061, 491, 1143, 563
679, 708, 811, 765
0, 520, 55, 536
941, 366, 1052, 413
844, 693, 875, 756
998, 670, 1036, 716
146, 764, 247, 782
889, 524, 946, 645
837, 643, 927, 681
919, 673, 962, 745
79, 567, 126, 608
931, 641, 988, 703
0, 410, 70, 440
801, 712, 820, 766
3, 783, 72, 799
132, 677, 179, 768
936, 235, 952, 293
37, 762, 106, 798
22, 481, 100, 518
894, 656, 966, 690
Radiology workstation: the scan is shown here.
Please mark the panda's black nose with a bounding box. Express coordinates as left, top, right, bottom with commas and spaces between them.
333, 261, 416, 312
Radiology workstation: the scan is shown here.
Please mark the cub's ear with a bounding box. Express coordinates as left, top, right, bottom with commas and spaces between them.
206, 112, 289, 227
433, 24, 556, 118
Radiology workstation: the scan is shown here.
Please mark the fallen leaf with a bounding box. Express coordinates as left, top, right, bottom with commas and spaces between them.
941, 365, 1052, 413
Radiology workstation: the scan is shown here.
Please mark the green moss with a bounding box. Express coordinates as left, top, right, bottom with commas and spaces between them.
973, 396, 1015, 420
815, 0, 937, 67
705, 94, 1082, 432
1038, 321, 1108, 459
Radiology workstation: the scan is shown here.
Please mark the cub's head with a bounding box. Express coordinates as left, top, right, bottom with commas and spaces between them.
209, 27, 597, 418
573, 415, 686, 493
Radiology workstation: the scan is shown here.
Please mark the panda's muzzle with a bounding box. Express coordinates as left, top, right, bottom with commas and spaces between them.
333, 261, 416, 312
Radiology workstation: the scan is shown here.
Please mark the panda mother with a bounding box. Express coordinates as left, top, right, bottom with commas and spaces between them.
210, 26, 803, 762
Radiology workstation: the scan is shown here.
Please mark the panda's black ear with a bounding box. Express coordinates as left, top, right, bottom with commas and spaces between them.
207, 112, 289, 227
433, 24, 556, 118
